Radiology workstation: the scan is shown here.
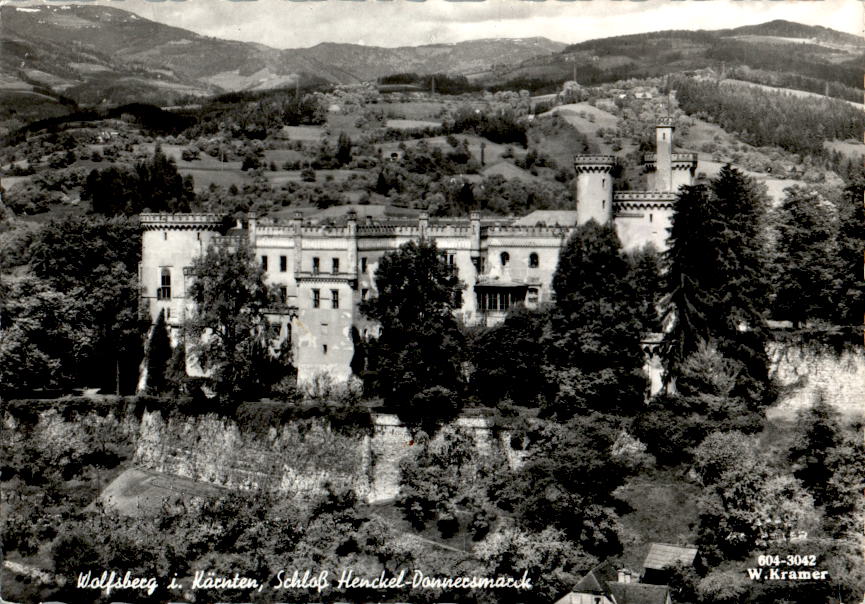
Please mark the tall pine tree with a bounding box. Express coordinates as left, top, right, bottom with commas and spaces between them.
771, 186, 839, 327
664, 166, 773, 405
146, 309, 172, 395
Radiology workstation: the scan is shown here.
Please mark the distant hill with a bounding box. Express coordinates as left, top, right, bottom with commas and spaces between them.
485, 20, 864, 100
0, 4, 564, 107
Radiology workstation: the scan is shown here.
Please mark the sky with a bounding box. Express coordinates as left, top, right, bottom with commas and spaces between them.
7, 0, 863, 48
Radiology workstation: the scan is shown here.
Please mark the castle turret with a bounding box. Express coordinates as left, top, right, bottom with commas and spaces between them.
655, 117, 674, 192
574, 155, 616, 225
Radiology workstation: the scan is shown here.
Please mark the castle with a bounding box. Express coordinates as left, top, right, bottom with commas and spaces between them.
140, 118, 695, 385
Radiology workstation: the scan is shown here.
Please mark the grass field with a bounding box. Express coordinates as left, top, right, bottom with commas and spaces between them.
264, 169, 360, 186
825, 139, 865, 160
381, 101, 449, 121
281, 125, 326, 141
615, 469, 701, 570
386, 119, 442, 130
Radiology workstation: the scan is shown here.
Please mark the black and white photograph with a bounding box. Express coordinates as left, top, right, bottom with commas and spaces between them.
0, 0, 863, 602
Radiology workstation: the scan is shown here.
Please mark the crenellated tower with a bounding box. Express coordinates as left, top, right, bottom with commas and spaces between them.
655, 116, 674, 192
574, 154, 616, 225
140, 213, 224, 328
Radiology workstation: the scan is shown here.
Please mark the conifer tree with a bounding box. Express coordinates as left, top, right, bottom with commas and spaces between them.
626, 244, 663, 334
789, 392, 842, 506
545, 220, 645, 418
145, 309, 172, 395
664, 167, 773, 404
662, 184, 718, 368
834, 182, 865, 327
771, 186, 839, 327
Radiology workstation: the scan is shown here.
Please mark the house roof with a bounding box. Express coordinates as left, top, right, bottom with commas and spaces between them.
609, 582, 670, 604
563, 561, 671, 604
571, 561, 618, 594
643, 542, 699, 571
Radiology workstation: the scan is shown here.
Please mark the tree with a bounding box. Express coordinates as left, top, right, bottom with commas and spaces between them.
508, 413, 630, 557
0, 277, 78, 394
663, 167, 773, 405
186, 241, 292, 401
145, 309, 172, 395
398, 426, 502, 538
544, 220, 645, 418
469, 306, 551, 408
662, 184, 718, 366
336, 132, 352, 166
85, 147, 192, 216
475, 526, 595, 604
833, 181, 865, 326
789, 392, 842, 506
634, 343, 763, 467
6, 216, 146, 393
360, 239, 465, 422
626, 244, 663, 333
771, 186, 839, 326
694, 432, 814, 563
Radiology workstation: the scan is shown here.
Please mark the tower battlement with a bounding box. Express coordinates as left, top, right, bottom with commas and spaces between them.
140, 213, 223, 231
574, 155, 617, 173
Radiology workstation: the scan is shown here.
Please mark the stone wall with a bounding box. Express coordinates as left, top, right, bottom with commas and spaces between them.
134, 411, 369, 498
133, 411, 521, 503
767, 342, 865, 420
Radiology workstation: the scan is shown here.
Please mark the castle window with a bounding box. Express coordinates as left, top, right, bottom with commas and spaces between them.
163, 231, 168, 240
529, 252, 539, 268
323, 344, 328, 355
331, 289, 339, 309
197, 233, 200, 241
527, 287, 539, 304
332, 258, 340, 274
280, 255, 287, 272
166, 308, 171, 320
279, 286, 287, 303
361, 257, 368, 273
362, 288, 369, 300
500, 251, 510, 267
158, 268, 171, 300
312, 289, 320, 308
261, 255, 268, 271
312, 257, 320, 274
650, 213, 654, 223
268, 322, 281, 339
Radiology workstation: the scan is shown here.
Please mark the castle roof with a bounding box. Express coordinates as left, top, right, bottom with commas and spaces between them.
512, 210, 578, 227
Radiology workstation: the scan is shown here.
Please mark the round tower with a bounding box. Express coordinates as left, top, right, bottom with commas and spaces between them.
574, 155, 616, 225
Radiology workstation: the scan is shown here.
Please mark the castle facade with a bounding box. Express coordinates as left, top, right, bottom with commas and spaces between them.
140, 119, 694, 385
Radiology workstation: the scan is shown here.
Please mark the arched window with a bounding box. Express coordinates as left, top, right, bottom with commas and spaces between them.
500, 251, 510, 267
529, 252, 539, 268
158, 268, 171, 300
